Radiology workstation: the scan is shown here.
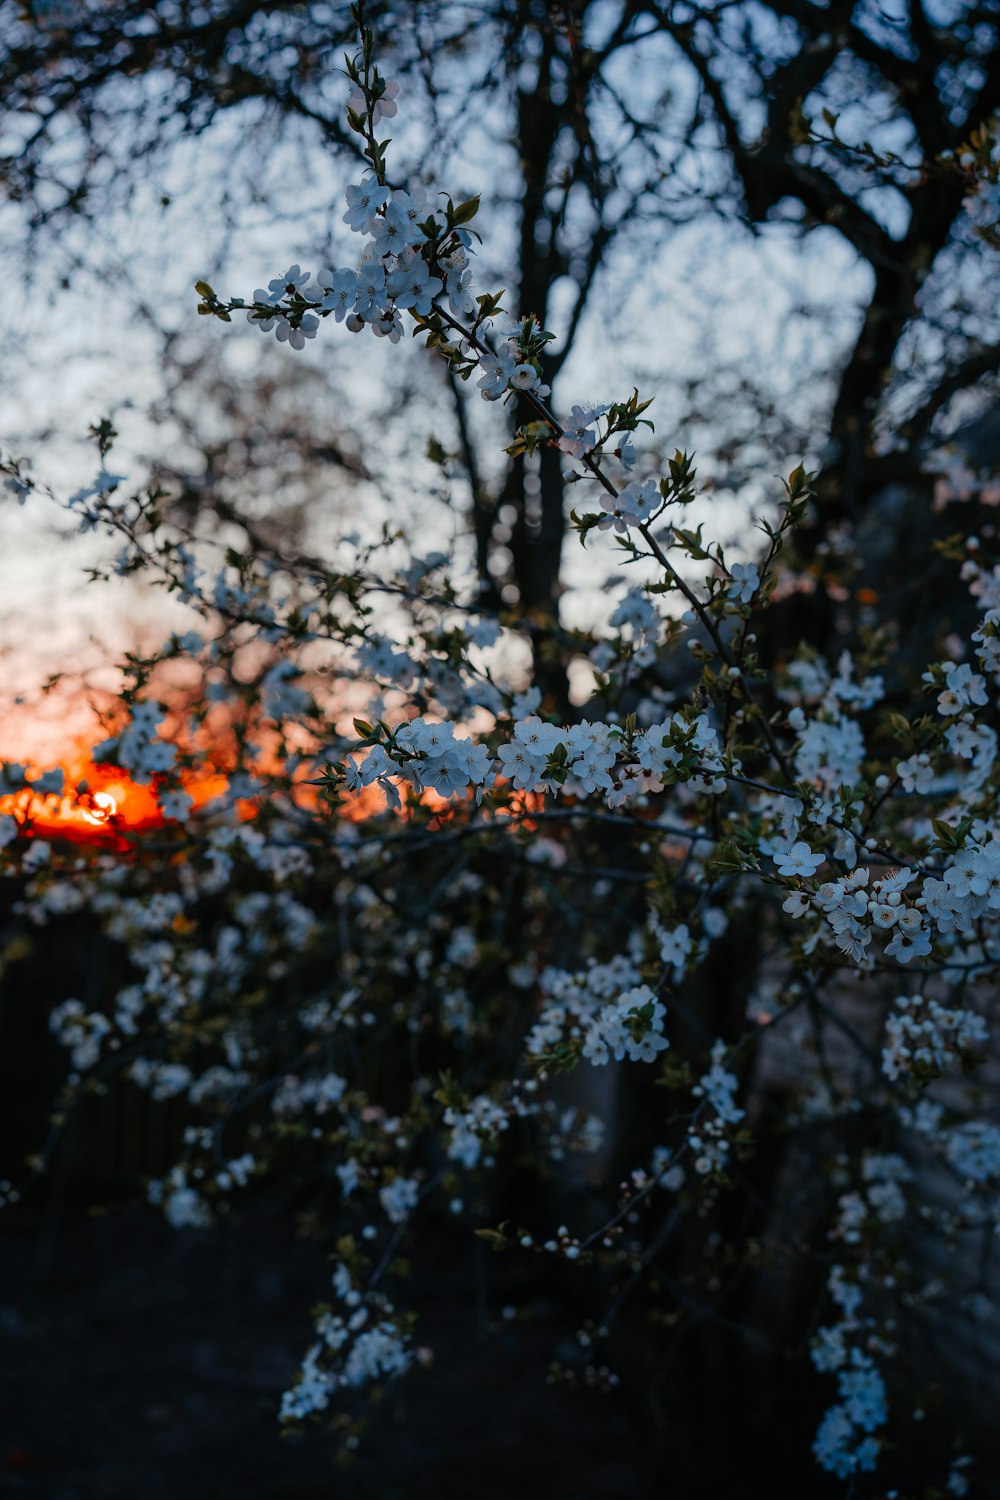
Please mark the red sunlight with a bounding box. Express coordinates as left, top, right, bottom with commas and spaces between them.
0, 750, 229, 847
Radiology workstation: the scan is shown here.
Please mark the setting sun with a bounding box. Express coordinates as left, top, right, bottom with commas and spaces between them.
81, 791, 117, 826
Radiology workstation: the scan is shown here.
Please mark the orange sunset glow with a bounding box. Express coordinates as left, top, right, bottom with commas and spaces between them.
0, 734, 461, 846
0, 743, 230, 846
0, 673, 553, 847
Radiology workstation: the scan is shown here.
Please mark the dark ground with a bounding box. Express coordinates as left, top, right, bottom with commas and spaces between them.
4, 1193, 998, 1500
0, 1200, 663, 1500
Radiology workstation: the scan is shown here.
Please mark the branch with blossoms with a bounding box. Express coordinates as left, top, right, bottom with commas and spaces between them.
185, 30, 1000, 1473
4, 6, 1000, 1491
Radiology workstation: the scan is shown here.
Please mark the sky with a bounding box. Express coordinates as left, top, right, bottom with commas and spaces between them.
0, 0, 948, 772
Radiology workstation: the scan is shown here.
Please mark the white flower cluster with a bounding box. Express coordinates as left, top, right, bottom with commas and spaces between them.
945, 1121, 1000, 1184
40, 871, 325, 1125
813, 1363, 886, 1479
558, 402, 621, 462
649, 917, 693, 980
378, 1174, 420, 1224
692, 1040, 744, 1125
901, 1102, 1000, 1219
927, 661, 989, 717
581, 984, 669, 1067
476, 323, 550, 401
346, 717, 492, 804
921, 840, 1000, 931
811, 1267, 888, 1479
782, 649, 885, 714
780, 652, 884, 802
594, 477, 659, 534
93, 700, 176, 784
526, 952, 639, 1058
597, 585, 663, 679
49, 998, 111, 1072
147, 1166, 211, 1230
785, 865, 937, 966
129, 1058, 193, 1100
280, 1262, 413, 1422
243, 79, 547, 409
793, 714, 866, 794
882, 994, 988, 1081
262, 659, 310, 720
345, 710, 728, 813
973, 608, 1000, 681
444, 1094, 510, 1168
272, 1071, 348, 1116
963, 170, 1000, 234
688, 1040, 744, 1174
833, 1154, 912, 1243
215, 1153, 256, 1192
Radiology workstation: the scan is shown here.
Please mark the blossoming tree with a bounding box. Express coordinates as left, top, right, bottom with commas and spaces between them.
3, 5, 1000, 1493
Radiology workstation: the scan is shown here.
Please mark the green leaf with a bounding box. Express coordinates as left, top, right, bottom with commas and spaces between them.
452, 194, 481, 226
930, 817, 970, 852
473, 1227, 509, 1251
673, 526, 710, 561
569, 509, 602, 546
787, 98, 811, 147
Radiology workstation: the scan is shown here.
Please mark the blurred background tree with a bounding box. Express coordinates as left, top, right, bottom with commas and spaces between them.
4, 0, 998, 659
